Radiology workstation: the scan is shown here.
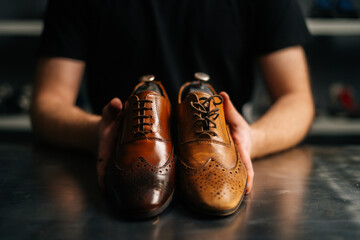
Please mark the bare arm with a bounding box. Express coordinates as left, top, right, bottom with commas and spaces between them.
31, 58, 101, 152
31, 57, 123, 187
251, 46, 315, 158
221, 45, 315, 193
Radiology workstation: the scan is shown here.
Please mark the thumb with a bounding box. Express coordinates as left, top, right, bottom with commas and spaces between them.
219, 91, 245, 128
102, 98, 123, 121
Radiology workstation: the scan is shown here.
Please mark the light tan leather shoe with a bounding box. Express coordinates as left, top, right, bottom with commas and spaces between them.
106, 75, 175, 219
177, 73, 247, 216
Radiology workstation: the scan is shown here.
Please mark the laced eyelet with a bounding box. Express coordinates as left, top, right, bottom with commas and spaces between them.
190, 95, 222, 137
133, 99, 154, 135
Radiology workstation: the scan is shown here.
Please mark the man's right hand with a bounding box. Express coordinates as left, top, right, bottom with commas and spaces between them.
97, 98, 123, 190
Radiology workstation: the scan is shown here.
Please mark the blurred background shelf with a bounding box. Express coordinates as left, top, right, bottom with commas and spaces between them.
309, 116, 360, 135
1, 18, 359, 37
0, 114, 31, 131
0, 20, 43, 36
306, 19, 360, 35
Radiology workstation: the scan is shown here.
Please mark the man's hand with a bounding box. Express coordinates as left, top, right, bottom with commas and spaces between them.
220, 92, 254, 194
97, 98, 123, 189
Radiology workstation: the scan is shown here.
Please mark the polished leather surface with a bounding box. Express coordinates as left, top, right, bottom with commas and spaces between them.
177, 81, 247, 216
106, 81, 175, 218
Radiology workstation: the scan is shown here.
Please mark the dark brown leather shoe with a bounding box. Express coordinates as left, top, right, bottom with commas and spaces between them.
177, 73, 247, 216
106, 75, 175, 219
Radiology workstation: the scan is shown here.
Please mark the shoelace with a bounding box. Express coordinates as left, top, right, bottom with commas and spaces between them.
190, 95, 223, 137
133, 99, 153, 134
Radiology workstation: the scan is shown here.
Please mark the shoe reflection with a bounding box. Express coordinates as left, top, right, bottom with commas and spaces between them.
33, 145, 99, 238
243, 147, 313, 239
173, 147, 313, 240
32, 144, 313, 240
32, 144, 176, 239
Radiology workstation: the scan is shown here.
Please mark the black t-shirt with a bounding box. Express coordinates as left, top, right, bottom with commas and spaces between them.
39, 0, 311, 114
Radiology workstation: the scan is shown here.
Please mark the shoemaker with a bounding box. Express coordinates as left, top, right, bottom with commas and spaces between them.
31, 0, 315, 195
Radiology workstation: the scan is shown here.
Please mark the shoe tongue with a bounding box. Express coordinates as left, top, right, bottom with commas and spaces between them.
187, 92, 218, 109
185, 92, 213, 103
193, 91, 213, 99
135, 90, 157, 100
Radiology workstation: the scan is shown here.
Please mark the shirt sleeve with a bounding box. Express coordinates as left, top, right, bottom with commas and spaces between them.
38, 0, 88, 61
250, 0, 312, 56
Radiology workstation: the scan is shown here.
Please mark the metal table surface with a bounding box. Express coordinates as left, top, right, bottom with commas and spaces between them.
0, 141, 359, 240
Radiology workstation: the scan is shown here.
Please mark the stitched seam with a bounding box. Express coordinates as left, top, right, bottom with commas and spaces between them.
179, 148, 239, 171
122, 137, 170, 145
180, 139, 231, 147
114, 147, 175, 171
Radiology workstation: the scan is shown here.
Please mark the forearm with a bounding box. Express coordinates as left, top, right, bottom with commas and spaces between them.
250, 92, 315, 159
31, 95, 101, 153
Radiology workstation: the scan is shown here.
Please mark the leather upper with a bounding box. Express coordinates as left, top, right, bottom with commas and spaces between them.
106, 81, 175, 218
177, 81, 247, 215
116, 91, 172, 168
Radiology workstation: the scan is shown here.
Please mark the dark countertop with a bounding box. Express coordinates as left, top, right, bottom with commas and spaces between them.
0, 141, 359, 240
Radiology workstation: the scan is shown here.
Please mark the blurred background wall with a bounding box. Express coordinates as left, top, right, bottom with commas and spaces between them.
0, 0, 360, 143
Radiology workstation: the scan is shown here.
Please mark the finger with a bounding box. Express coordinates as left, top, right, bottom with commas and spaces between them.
238, 147, 254, 194
221, 91, 254, 193
97, 142, 117, 191
109, 98, 123, 111
97, 158, 106, 190
240, 151, 255, 194
97, 148, 112, 190
102, 98, 123, 121
97, 98, 122, 189
219, 92, 246, 128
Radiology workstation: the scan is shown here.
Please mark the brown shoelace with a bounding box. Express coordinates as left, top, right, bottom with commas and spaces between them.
190, 95, 223, 137
133, 99, 153, 134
